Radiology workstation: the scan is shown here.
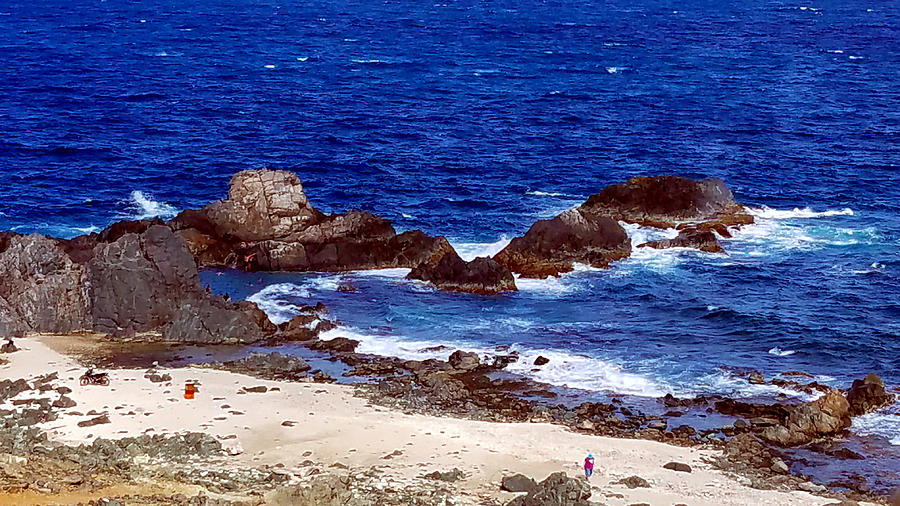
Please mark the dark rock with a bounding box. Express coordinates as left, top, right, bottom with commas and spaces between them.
747, 372, 765, 384
448, 350, 480, 370
0, 379, 31, 401
617, 475, 650, 489
638, 227, 725, 254
242, 386, 268, 393
534, 356, 550, 366
663, 462, 692, 473
506, 471, 591, 506
579, 176, 752, 229
408, 250, 516, 295
846, 373, 895, 416
501, 473, 537, 493
52, 395, 77, 408
494, 209, 631, 278
0, 340, 16, 353
309, 337, 359, 353
144, 373, 172, 383
423, 468, 465, 482
0, 234, 91, 335
77, 414, 111, 427
218, 353, 311, 381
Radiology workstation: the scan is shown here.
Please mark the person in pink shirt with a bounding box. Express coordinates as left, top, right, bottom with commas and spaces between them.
583, 453, 595, 481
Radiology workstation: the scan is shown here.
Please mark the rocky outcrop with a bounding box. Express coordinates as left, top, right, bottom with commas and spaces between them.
407, 251, 516, 294
0, 233, 91, 336
579, 176, 753, 228
760, 390, 851, 447
493, 209, 631, 278
506, 472, 591, 506
846, 373, 895, 416
168, 170, 453, 272
638, 227, 725, 254
214, 352, 311, 381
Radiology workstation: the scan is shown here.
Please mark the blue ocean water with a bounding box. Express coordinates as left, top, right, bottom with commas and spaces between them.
1, 0, 899, 445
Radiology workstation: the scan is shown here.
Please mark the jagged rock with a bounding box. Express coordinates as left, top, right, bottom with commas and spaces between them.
617, 475, 650, 488
846, 373, 895, 416
448, 350, 480, 370
164, 295, 263, 344
310, 337, 359, 353
770, 459, 789, 474
761, 389, 851, 447
579, 176, 753, 229
501, 473, 537, 492
423, 468, 465, 482
0, 233, 91, 335
506, 471, 591, 506
0, 339, 17, 353
408, 250, 516, 295
639, 228, 725, 254
144, 373, 172, 383
0, 379, 31, 401
534, 356, 549, 366
494, 209, 631, 278
169, 170, 454, 272
51, 396, 76, 408
77, 414, 110, 427
663, 462, 692, 473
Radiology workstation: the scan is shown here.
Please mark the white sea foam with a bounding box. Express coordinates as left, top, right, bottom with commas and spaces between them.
350, 268, 410, 279
401, 212, 415, 219
692, 370, 820, 401
264, 64, 276, 69
605, 66, 624, 74
745, 206, 854, 219
296, 56, 309, 62
352, 59, 383, 64
247, 283, 310, 324
525, 190, 583, 198
852, 407, 900, 445
128, 190, 179, 220
513, 273, 577, 295
451, 236, 511, 261
768, 347, 796, 357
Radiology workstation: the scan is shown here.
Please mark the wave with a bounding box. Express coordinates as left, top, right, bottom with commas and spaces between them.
525, 190, 583, 199
768, 347, 796, 357
127, 190, 179, 220
247, 283, 311, 324
745, 206, 854, 220
852, 406, 900, 446
451, 236, 511, 261
689, 369, 821, 401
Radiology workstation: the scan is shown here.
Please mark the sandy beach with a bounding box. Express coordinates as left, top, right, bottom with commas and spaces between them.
0, 335, 873, 506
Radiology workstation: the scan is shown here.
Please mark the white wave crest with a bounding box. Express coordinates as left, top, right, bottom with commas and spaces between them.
452, 236, 512, 261
768, 347, 796, 357
745, 206, 854, 220
247, 283, 311, 325
128, 191, 178, 220
525, 190, 583, 198
852, 407, 900, 445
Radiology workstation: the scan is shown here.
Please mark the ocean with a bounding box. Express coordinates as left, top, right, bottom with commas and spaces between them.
1, 0, 898, 453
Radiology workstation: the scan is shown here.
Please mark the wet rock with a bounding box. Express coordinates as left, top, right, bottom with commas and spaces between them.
310, 337, 359, 353
408, 250, 516, 295
617, 475, 650, 489
448, 350, 480, 371
506, 471, 591, 506
846, 373, 895, 416
663, 462, 691, 473
534, 356, 549, 366
494, 209, 630, 278
77, 414, 111, 427
638, 227, 725, 254
423, 468, 465, 482
501, 473, 537, 493
579, 176, 752, 229
748, 372, 765, 385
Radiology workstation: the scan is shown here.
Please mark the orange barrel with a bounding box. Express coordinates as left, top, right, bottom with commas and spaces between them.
184, 381, 195, 399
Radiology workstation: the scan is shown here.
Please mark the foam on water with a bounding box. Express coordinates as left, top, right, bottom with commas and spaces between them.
525, 190, 583, 198
692, 369, 821, 401
451, 236, 511, 261
768, 347, 796, 357
247, 283, 311, 324
852, 407, 900, 445
746, 206, 854, 220
727, 206, 878, 254
127, 190, 179, 220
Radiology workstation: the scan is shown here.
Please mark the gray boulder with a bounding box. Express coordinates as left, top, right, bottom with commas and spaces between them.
506, 471, 591, 506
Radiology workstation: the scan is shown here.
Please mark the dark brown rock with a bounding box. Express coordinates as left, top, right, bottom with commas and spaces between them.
448, 350, 480, 370
506, 471, 591, 506
638, 228, 725, 254
663, 462, 692, 473
494, 209, 631, 278
846, 373, 895, 416
761, 390, 851, 447
534, 356, 550, 366
408, 250, 516, 295
579, 176, 752, 229
617, 475, 650, 488
501, 473, 537, 492
77, 414, 111, 427
309, 337, 359, 353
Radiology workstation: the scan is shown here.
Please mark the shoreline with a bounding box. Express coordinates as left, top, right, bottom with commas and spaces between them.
0, 335, 885, 505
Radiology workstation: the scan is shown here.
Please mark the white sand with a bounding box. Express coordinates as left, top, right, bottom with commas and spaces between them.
0, 336, 866, 505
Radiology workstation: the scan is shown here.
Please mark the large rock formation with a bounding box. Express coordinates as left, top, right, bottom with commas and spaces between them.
0, 233, 91, 336
579, 176, 753, 228
760, 390, 852, 447
493, 209, 631, 278
638, 227, 725, 254
505, 471, 591, 506
846, 373, 895, 416
169, 170, 453, 272
407, 251, 516, 295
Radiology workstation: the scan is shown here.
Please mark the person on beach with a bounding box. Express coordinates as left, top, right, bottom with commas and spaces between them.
583, 454, 595, 481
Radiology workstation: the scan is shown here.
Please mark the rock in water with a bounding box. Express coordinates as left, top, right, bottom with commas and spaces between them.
846, 373, 895, 416
579, 176, 753, 228
407, 250, 516, 294
169, 169, 454, 272
494, 209, 631, 278
0, 233, 91, 335
506, 471, 591, 506
638, 227, 725, 254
